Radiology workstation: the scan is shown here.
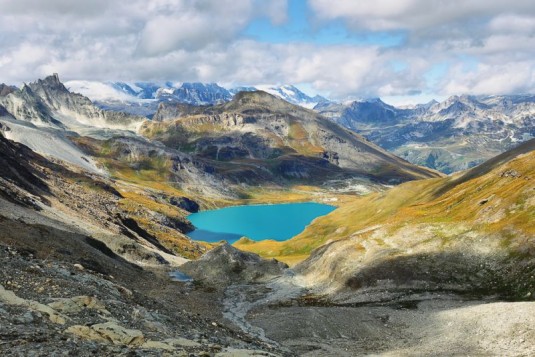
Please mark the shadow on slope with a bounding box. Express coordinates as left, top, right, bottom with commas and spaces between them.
0, 215, 142, 280
0, 132, 51, 208
340, 251, 535, 301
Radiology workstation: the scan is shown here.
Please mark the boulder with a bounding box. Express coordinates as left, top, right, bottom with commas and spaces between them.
180, 243, 287, 286
169, 196, 200, 213
48, 295, 109, 315
67, 321, 145, 346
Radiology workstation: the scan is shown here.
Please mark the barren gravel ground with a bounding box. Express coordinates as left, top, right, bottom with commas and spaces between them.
247, 298, 535, 356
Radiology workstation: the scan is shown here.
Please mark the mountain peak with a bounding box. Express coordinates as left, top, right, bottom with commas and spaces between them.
48, 73, 61, 85
20, 83, 35, 96
0, 84, 17, 97
230, 90, 285, 104
221, 89, 307, 114
31, 73, 69, 93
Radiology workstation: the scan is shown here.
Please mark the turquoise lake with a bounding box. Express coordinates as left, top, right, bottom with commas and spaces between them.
186, 202, 336, 243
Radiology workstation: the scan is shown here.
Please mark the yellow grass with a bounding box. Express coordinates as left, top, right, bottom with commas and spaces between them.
236, 151, 535, 265
288, 121, 324, 155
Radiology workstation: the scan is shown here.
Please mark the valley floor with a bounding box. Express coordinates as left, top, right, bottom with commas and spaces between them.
2, 191, 534, 356
250, 297, 535, 356
220, 276, 535, 356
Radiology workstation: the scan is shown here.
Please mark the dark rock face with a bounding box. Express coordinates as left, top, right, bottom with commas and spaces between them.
169, 196, 200, 213
0, 106, 11, 118
0, 133, 50, 208
0, 84, 17, 97
320, 151, 339, 165
180, 243, 288, 286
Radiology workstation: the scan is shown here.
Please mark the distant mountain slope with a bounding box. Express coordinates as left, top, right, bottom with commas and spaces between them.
141, 91, 440, 185
162, 82, 232, 105
319, 95, 535, 173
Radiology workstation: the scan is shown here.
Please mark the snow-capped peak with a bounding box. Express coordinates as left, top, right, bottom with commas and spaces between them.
252, 84, 328, 109
65, 81, 139, 102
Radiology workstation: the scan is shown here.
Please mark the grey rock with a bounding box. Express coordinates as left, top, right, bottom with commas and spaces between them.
181, 243, 288, 286
169, 196, 200, 213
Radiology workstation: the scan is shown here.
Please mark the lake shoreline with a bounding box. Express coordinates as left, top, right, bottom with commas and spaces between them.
186, 202, 336, 244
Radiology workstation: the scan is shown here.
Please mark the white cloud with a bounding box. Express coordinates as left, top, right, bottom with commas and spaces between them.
0, 0, 534, 100
0, 0, 111, 17
136, 1, 255, 55
308, 0, 535, 31
306, 0, 535, 97
442, 62, 535, 95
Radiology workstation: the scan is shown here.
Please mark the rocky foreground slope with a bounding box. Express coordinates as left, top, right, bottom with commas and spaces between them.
0, 131, 289, 356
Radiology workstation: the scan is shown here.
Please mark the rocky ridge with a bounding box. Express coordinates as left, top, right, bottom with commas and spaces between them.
1, 74, 145, 132
142, 91, 440, 186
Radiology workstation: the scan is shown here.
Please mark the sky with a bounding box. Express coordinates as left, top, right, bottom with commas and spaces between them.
1, 0, 535, 105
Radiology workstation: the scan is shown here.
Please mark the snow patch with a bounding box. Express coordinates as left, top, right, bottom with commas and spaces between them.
0, 118, 105, 175
65, 81, 141, 103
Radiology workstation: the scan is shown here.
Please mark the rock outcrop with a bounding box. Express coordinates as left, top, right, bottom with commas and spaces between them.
169, 196, 200, 213
181, 243, 288, 286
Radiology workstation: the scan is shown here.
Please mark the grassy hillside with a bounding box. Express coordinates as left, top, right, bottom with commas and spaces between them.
236, 139, 535, 266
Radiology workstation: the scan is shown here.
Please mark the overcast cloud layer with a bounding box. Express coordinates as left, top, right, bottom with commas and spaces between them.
1, 0, 534, 101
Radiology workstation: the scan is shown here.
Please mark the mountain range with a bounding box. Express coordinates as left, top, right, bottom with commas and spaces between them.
66, 79, 535, 174
66, 80, 329, 116
319, 95, 535, 173
0, 73, 534, 355
1, 75, 437, 198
